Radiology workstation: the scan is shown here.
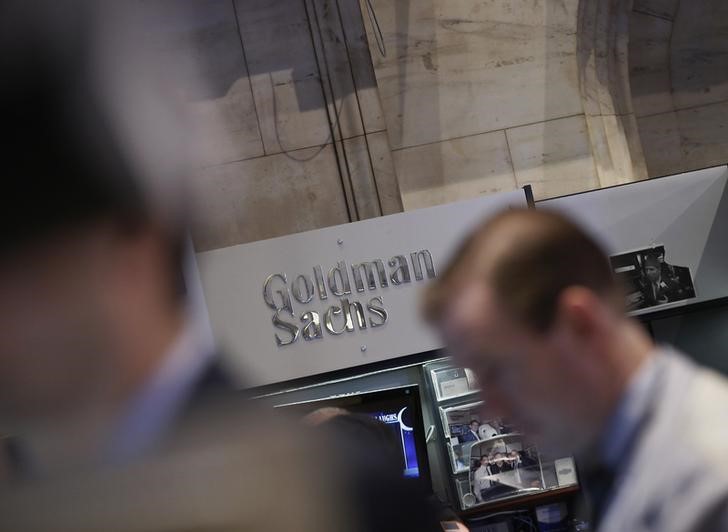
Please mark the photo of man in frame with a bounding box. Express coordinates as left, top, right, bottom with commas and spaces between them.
610, 245, 696, 311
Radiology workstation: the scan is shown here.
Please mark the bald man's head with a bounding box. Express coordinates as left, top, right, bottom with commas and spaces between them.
424, 208, 619, 332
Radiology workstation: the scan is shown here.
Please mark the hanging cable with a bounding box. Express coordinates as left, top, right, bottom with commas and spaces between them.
270, 71, 344, 163
365, 0, 386, 57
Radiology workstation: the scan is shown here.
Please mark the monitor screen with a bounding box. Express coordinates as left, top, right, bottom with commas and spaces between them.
277, 385, 430, 482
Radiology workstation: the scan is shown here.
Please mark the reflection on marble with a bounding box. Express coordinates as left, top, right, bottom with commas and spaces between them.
670, 0, 728, 110
507, 115, 599, 200
679, 101, 728, 171
249, 74, 333, 155
307, 0, 367, 141
578, 0, 648, 186
366, 131, 403, 215
339, 0, 388, 134
146, 0, 250, 100
237, 0, 365, 154
362, 0, 582, 150
146, 0, 264, 165
236, 0, 330, 155
588, 113, 648, 186
188, 78, 264, 166
628, 11, 673, 118
633, 0, 679, 20
637, 111, 685, 177
630, 0, 728, 178
392, 131, 516, 210
191, 145, 349, 250
637, 102, 728, 178
342, 136, 383, 220
234, 0, 319, 83
578, 0, 634, 118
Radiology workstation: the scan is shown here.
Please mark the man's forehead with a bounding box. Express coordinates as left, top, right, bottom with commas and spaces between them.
440, 281, 507, 362
443, 281, 498, 331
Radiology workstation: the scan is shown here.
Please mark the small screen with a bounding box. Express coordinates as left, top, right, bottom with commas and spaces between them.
278, 385, 429, 481
370, 406, 420, 477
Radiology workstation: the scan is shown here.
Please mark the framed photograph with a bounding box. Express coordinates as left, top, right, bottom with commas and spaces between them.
610, 245, 696, 312
468, 434, 543, 504
430, 366, 479, 401
441, 403, 579, 508
440, 402, 516, 474
440, 403, 514, 441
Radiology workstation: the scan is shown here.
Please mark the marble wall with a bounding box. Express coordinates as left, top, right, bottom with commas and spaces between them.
151, 0, 402, 251
149, 0, 725, 250
629, 0, 728, 177
359, 0, 608, 208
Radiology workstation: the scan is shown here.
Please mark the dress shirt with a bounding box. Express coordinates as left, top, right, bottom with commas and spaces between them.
107, 318, 213, 462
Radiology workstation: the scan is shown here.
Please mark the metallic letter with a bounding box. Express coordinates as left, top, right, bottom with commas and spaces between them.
351, 260, 389, 292
292, 274, 314, 304
313, 265, 328, 301
410, 250, 436, 281
301, 311, 323, 340
388, 255, 411, 285
263, 273, 293, 313
328, 261, 351, 296
324, 304, 347, 335
367, 296, 388, 328
272, 309, 299, 346
342, 298, 366, 331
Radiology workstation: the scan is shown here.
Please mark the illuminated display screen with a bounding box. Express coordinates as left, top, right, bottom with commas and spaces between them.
279, 385, 429, 482
371, 406, 420, 477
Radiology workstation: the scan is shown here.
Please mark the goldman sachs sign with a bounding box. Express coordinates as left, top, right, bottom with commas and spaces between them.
263, 250, 435, 347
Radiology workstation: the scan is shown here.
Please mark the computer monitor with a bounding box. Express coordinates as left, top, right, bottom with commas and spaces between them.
277, 385, 430, 483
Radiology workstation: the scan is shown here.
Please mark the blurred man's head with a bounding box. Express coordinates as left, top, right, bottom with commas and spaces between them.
0, 0, 190, 424
469, 420, 480, 431
424, 209, 652, 456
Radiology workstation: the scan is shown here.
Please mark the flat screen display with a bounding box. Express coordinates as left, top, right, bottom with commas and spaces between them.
277, 385, 430, 482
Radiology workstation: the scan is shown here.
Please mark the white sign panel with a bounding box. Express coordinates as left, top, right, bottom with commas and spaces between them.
539, 166, 728, 315
198, 190, 528, 387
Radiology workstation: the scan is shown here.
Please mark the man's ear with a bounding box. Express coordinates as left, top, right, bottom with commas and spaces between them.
553, 286, 604, 342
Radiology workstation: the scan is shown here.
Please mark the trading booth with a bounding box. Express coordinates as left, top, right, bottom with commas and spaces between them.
195, 165, 728, 531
